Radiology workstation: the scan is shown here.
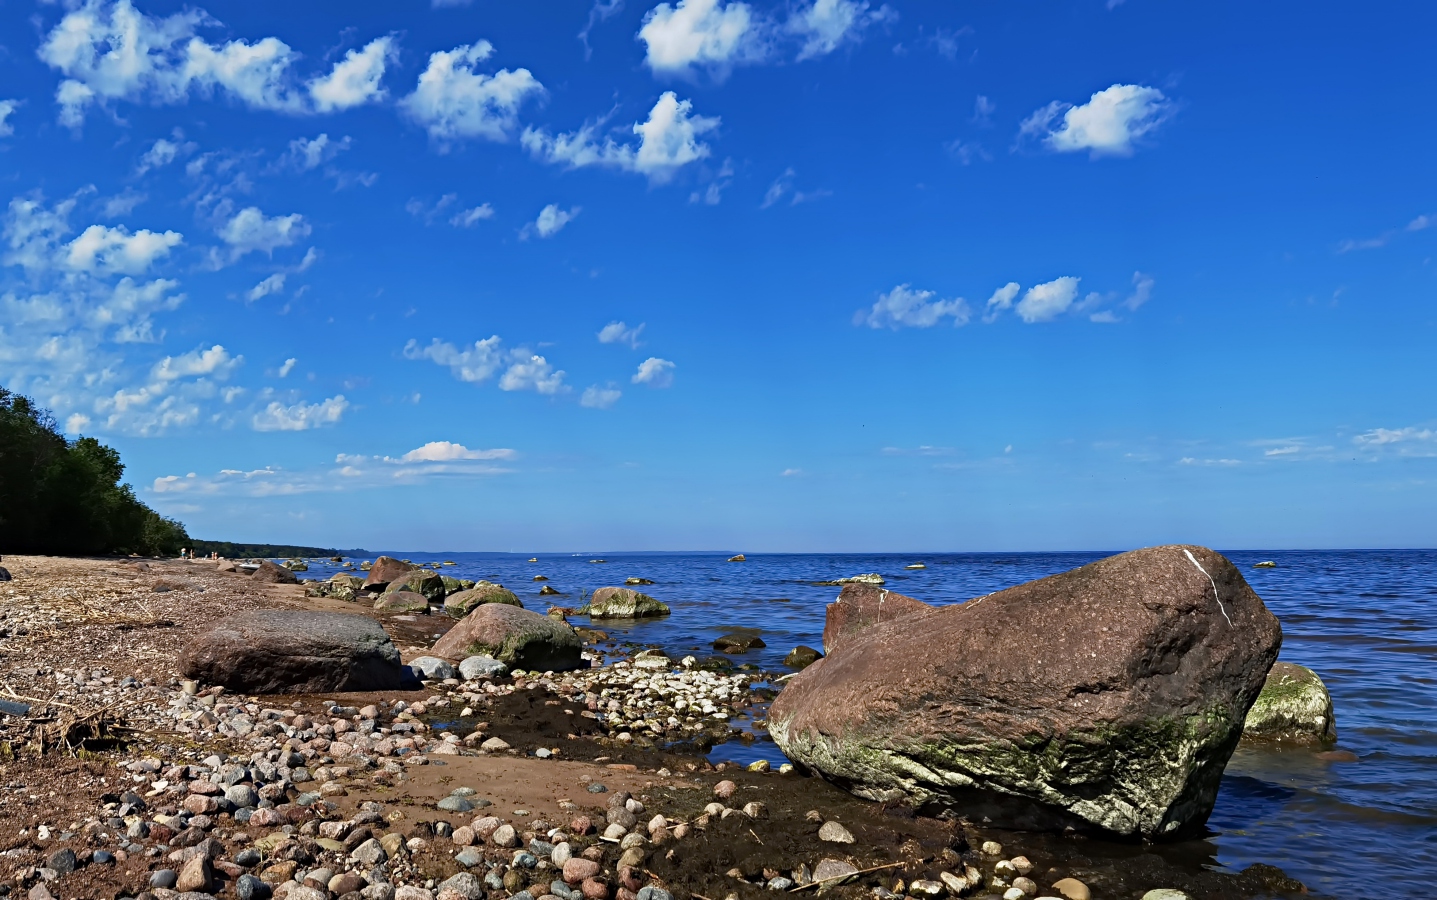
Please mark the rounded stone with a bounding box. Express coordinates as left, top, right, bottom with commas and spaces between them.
817, 821, 854, 843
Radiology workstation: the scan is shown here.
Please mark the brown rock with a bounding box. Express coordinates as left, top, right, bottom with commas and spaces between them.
431, 603, 584, 671
769, 545, 1283, 840
179, 610, 405, 693
713, 780, 736, 799
564, 858, 601, 884
580, 877, 610, 900
176, 855, 213, 893
364, 555, 416, 590
569, 815, 594, 835
821, 583, 930, 654
374, 590, 430, 614
253, 559, 299, 585
330, 872, 366, 894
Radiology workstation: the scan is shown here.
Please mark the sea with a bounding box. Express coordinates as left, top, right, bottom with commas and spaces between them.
291, 548, 1437, 897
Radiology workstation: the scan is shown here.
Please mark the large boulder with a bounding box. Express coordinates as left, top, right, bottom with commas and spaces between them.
444, 582, 522, 618
363, 556, 416, 590
384, 570, 446, 602
1241, 661, 1336, 744
374, 591, 430, 614
822, 584, 930, 655
581, 587, 671, 618
432, 604, 584, 672
252, 560, 298, 585
768, 545, 1282, 840
179, 610, 404, 693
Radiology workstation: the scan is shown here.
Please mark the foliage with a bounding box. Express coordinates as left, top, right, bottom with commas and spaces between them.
188, 541, 367, 559
0, 387, 189, 556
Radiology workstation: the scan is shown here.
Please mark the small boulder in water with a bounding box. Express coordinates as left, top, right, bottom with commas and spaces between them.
784, 646, 823, 669
1252, 560, 1277, 568
727, 554, 746, 562
812, 573, 885, 586
624, 577, 655, 586
713, 631, 765, 653
1242, 661, 1336, 744
582, 587, 670, 618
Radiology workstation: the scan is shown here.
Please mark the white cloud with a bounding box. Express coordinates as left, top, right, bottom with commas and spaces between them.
1337, 213, 1434, 253
399, 441, 516, 462
689, 157, 735, 204
151, 344, 241, 381
246, 273, 286, 302
252, 394, 349, 431
857, 284, 970, 329
598, 320, 645, 348
401, 42, 544, 145
65, 413, 91, 434
500, 354, 568, 394
404, 336, 505, 383
522, 92, 718, 184
944, 139, 990, 165
1178, 457, 1241, 467
283, 133, 350, 171
102, 189, 147, 218
278, 357, 296, 378
1020, 84, 1172, 158
780, 467, 803, 476
1354, 426, 1436, 447
581, 384, 623, 409
450, 204, 495, 227
1124, 271, 1154, 310
216, 207, 310, 261
37, 1, 393, 126
524, 204, 580, 239
136, 135, 194, 174
638, 0, 764, 76
0, 100, 16, 137
787, 0, 895, 61
632, 357, 676, 387
759, 166, 829, 207
64, 223, 182, 274
580, 0, 626, 59
981, 282, 1020, 323
308, 37, 396, 113
1015, 276, 1080, 323
971, 95, 995, 126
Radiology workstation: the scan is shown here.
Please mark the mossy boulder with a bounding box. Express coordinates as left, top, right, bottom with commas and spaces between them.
769, 545, 1283, 840
784, 645, 823, 669
441, 576, 466, 594
444, 582, 522, 618
373, 591, 430, 614
384, 569, 446, 602
431, 604, 584, 671
1242, 661, 1336, 744
580, 587, 671, 618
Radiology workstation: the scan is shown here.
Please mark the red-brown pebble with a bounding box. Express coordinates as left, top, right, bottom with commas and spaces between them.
581, 877, 610, 900
564, 858, 601, 884
713, 780, 737, 800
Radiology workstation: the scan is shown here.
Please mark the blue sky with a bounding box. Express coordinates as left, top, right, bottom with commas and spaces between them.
1, 0, 1434, 552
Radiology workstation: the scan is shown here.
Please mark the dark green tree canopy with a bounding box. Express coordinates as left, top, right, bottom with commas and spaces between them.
0, 387, 188, 556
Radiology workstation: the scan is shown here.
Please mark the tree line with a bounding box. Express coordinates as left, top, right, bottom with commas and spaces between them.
0, 386, 188, 556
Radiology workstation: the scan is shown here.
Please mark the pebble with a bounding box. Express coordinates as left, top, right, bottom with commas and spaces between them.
587, 783, 608, 793
818, 821, 855, 843
980, 841, 1003, 856
1140, 892, 1193, 900
1051, 878, 1090, 900
812, 859, 859, 885
150, 869, 178, 888
909, 880, 944, 898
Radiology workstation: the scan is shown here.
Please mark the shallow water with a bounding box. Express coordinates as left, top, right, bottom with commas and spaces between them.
297, 548, 1437, 897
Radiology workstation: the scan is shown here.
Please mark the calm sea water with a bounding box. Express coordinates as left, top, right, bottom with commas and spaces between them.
297, 549, 1437, 897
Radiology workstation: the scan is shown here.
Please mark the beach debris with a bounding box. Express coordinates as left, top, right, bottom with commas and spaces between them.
179, 609, 406, 693
581, 587, 671, 619
1242, 661, 1337, 744
769, 545, 1282, 839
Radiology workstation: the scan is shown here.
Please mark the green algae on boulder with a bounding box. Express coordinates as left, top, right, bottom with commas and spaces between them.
444, 581, 522, 618
579, 586, 671, 618
1242, 661, 1336, 744
432, 603, 584, 671
768, 545, 1283, 840
373, 590, 429, 614
384, 569, 446, 602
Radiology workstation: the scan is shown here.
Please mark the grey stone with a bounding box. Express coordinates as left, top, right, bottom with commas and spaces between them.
437, 795, 474, 812
179, 610, 405, 693
235, 874, 270, 900
455, 849, 484, 868
817, 821, 853, 843
636, 888, 673, 900
234, 848, 261, 867
47, 848, 77, 875
438, 872, 485, 900
350, 838, 387, 868
811, 860, 858, 885
1140, 892, 1192, 900
409, 656, 458, 681
150, 869, 179, 888
225, 785, 259, 808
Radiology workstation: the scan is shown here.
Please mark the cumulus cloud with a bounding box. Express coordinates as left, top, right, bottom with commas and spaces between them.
787, 0, 895, 61
135, 134, 194, 174
251, 394, 349, 431
308, 37, 396, 112
581, 384, 623, 409
403, 336, 505, 383
216, 206, 310, 262
638, 0, 764, 76
523, 204, 580, 239
0, 100, 16, 137
500, 354, 568, 394
632, 357, 676, 387
450, 204, 495, 227
282, 133, 351, 171
37, 0, 395, 127
857, 284, 970, 329
981, 282, 1020, 323
1015, 276, 1080, 323
1019, 84, 1172, 158
245, 273, 286, 302
278, 357, 296, 377
151, 344, 241, 381
598, 320, 645, 347
400, 41, 544, 146
399, 441, 516, 462
522, 92, 718, 184
64, 223, 182, 275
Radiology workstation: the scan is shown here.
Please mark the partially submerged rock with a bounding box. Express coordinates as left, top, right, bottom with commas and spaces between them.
444, 582, 522, 618
363, 555, 416, 590
581, 587, 671, 618
251, 559, 298, 585
179, 610, 404, 693
784, 646, 823, 669
822, 584, 930, 655
813, 573, 884, 586
713, 631, 765, 653
1242, 661, 1336, 744
769, 545, 1282, 840
432, 604, 585, 671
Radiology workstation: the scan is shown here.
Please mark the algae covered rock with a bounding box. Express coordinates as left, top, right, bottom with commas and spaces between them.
769, 545, 1282, 840
432, 604, 584, 671
581, 587, 671, 618
1242, 661, 1336, 744
374, 591, 430, 614
784, 646, 823, 669
384, 569, 446, 602
444, 582, 522, 618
